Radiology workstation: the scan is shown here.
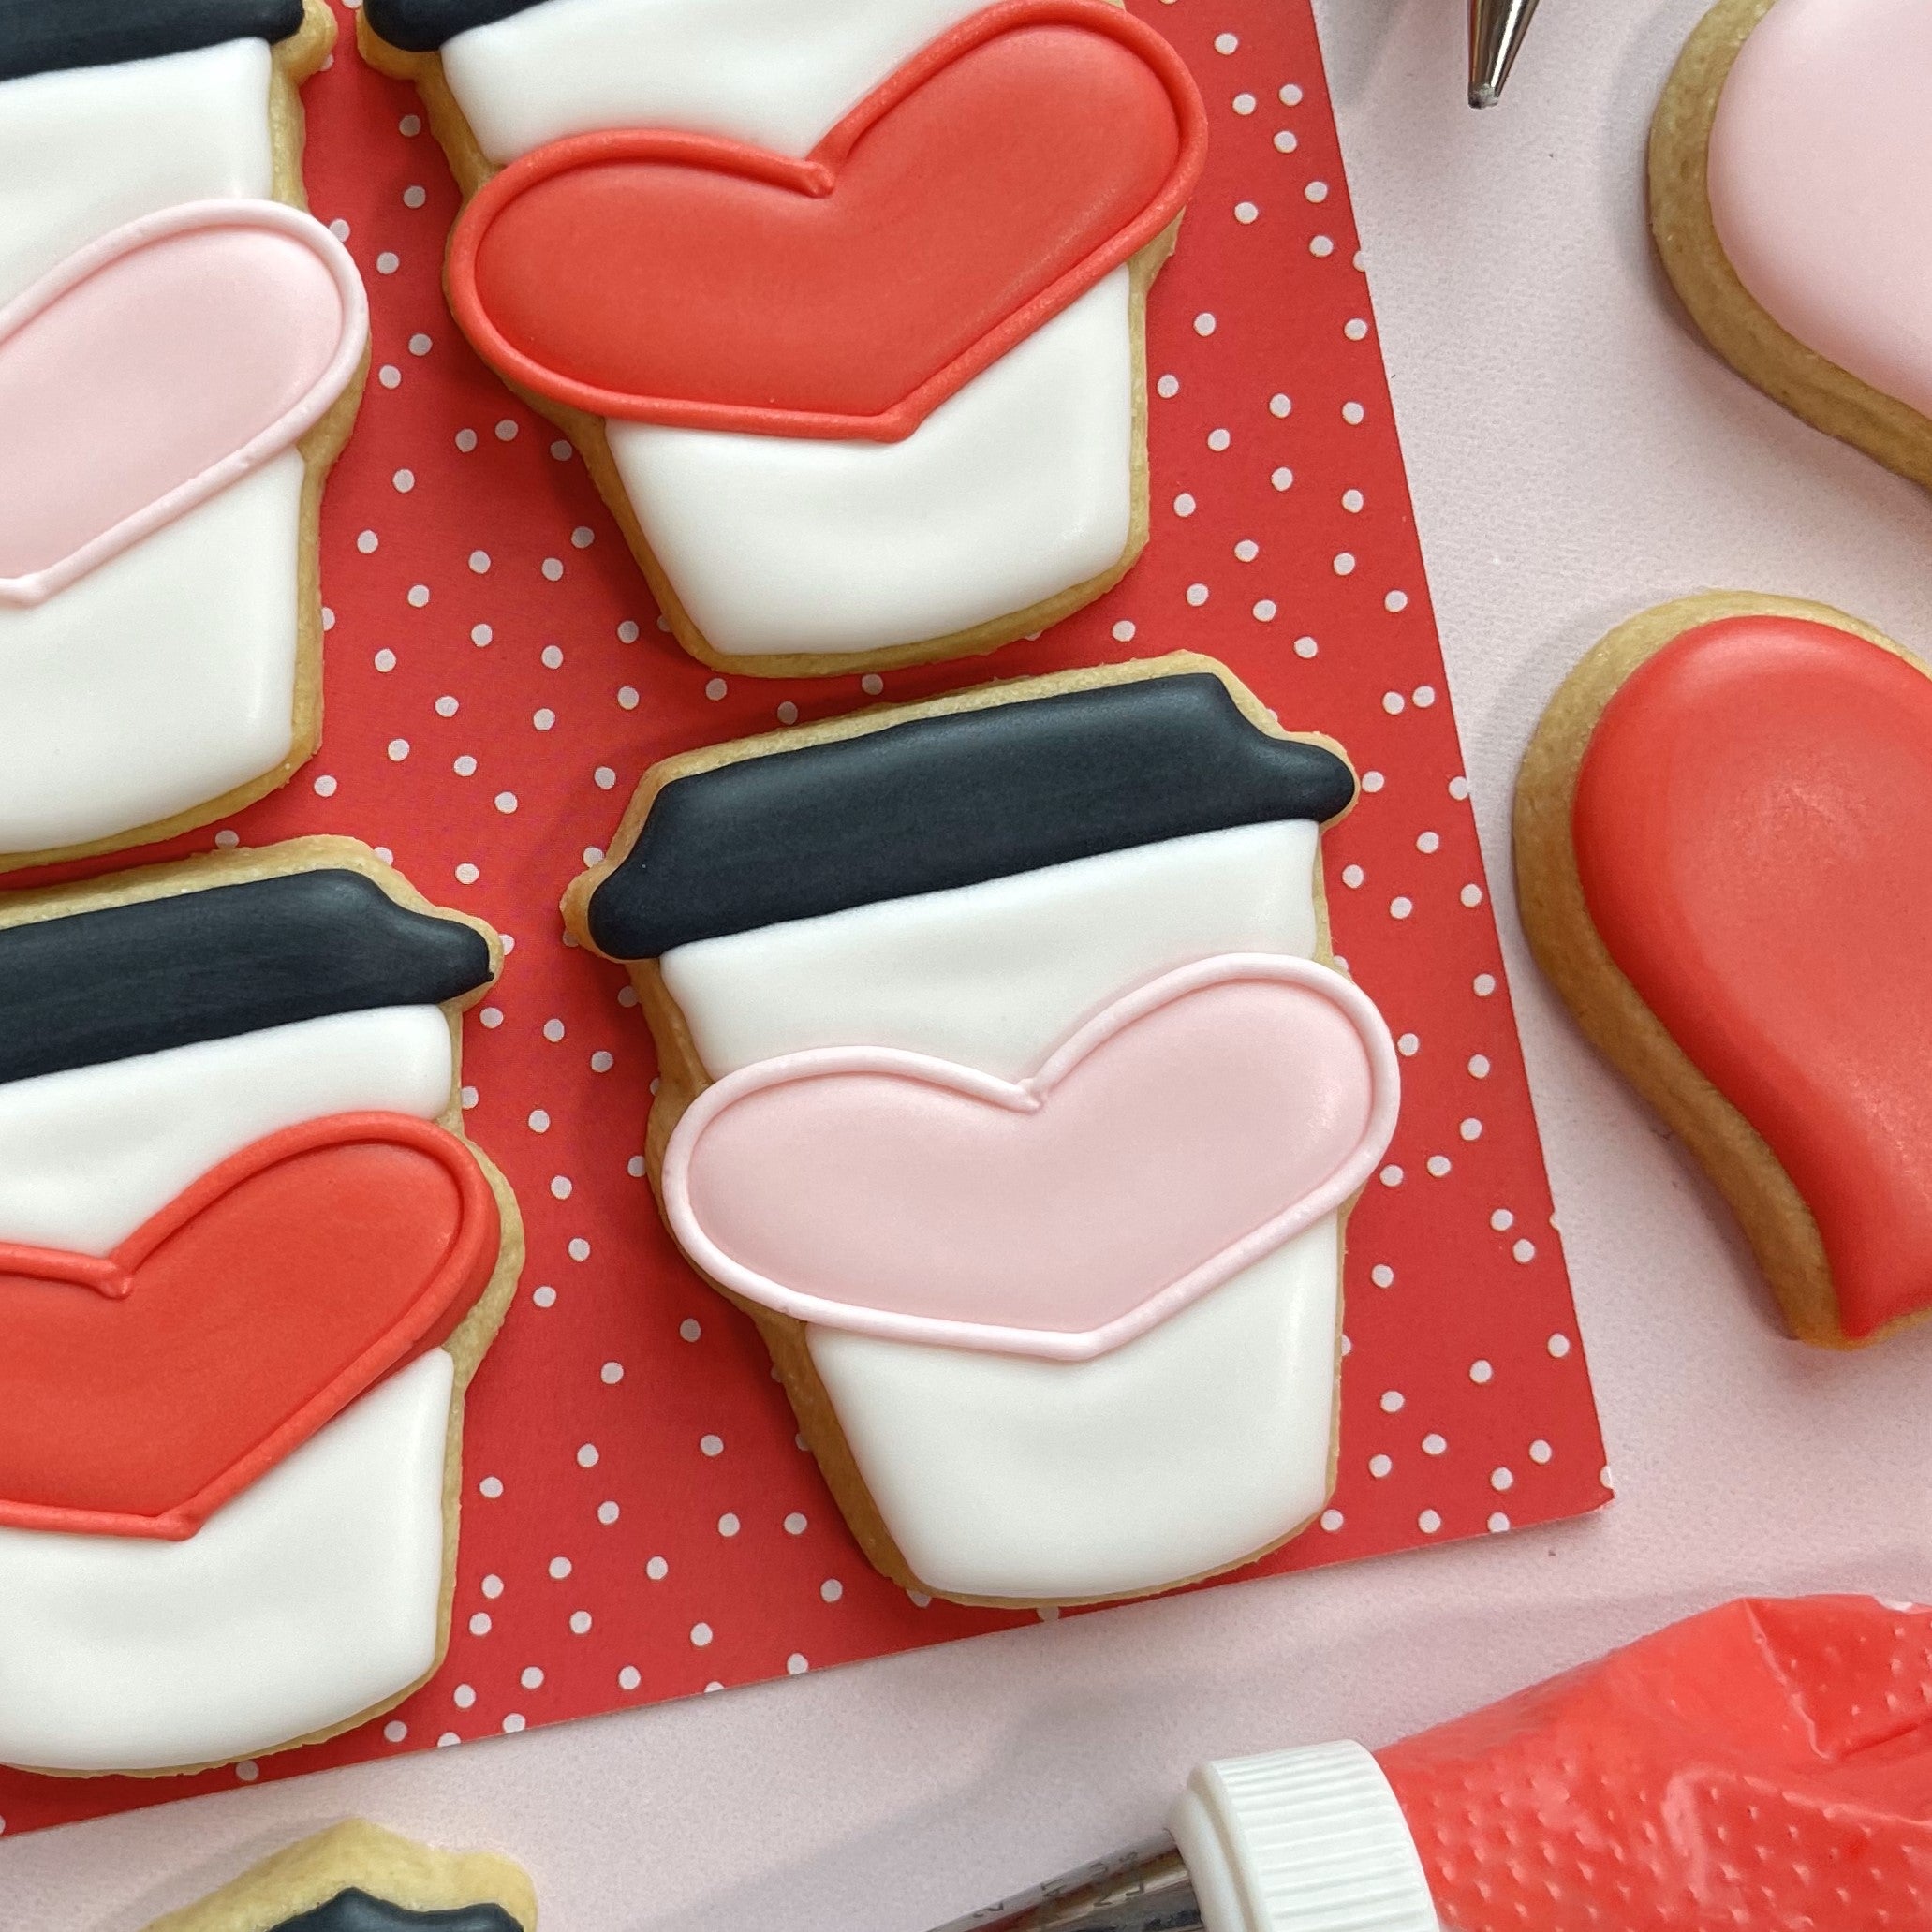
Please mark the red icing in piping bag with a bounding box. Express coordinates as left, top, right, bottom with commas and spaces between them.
1379, 1596, 1932, 1930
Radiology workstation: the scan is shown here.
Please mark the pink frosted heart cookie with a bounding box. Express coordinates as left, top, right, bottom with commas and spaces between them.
565, 655, 1399, 1609
1651, 0, 1932, 491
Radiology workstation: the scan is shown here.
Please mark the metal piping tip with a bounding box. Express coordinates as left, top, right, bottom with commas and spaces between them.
924, 1837, 1203, 1932
1468, 0, 1542, 107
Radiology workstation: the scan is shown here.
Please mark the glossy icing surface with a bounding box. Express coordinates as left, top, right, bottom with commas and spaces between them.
436, 0, 989, 163
0, 0, 303, 82
811, 1218, 1339, 1600
607, 267, 1131, 658
275, 1895, 522, 1932
449, 2, 1202, 439
1708, 0, 1932, 421
1572, 613, 1932, 1338
0, 867, 493, 1085
667, 956, 1397, 1359
0, 1349, 451, 1773
663, 821, 1321, 1081
1380, 1596, 1932, 1931
0, 1006, 453, 1256
0, 454, 303, 854
0, 1113, 498, 1538
0, 39, 274, 308
590, 674, 1355, 957
0, 201, 367, 605
363, 0, 543, 52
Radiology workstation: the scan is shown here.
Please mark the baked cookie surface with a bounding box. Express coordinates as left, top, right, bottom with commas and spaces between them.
0, 838, 523, 1775
567, 655, 1398, 1605
0, 0, 368, 868
1651, 0, 1932, 491
141, 1821, 535, 1931
1516, 592, 1932, 1347
360, 0, 1204, 677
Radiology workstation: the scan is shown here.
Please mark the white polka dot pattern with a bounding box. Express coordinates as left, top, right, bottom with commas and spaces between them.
0, 0, 1607, 1837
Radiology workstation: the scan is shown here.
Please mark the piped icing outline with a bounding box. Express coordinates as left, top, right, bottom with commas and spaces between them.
0, 199, 369, 608
583, 671, 1358, 958
663, 953, 1399, 1360
446, 0, 1206, 441
0, 867, 494, 1085
0, 1110, 501, 1541
0, 0, 307, 82
360, 0, 541, 54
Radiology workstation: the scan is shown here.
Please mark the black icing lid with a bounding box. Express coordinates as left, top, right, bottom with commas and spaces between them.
588, 672, 1356, 959
0, 0, 307, 83
361, 0, 542, 52
274, 1892, 521, 1932
0, 868, 493, 1086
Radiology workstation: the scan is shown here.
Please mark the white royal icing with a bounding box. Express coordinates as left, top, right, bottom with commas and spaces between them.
0, 450, 302, 855
664, 820, 1324, 1081
0, 1006, 455, 1257
0, 40, 275, 308
665, 816, 1344, 1599
607, 270, 1134, 661
811, 1218, 1339, 1602
0, 1348, 452, 1775
442, 0, 991, 162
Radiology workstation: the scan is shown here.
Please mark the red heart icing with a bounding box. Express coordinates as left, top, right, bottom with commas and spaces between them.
663, 957, 1399, 1361
0, 1112, 500, 1540
447, 0, 1206, 441
1572, 613, 1932, 1339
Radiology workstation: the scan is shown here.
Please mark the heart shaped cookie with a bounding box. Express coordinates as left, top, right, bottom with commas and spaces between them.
1515, 591, 1932, 1346
0, 1111, 501, 1539
1651, 0, 1932, 490
0, 200, 368, 607
447, 0, 1204, 440
663, 954, 1399, 1361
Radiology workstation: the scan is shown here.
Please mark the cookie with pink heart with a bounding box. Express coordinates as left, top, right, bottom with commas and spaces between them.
565, 656, 1399, 1608
1516, 590, 1932, 1348
1651, 0, 1932, 493
360, 0, 1207, 677
0, 2, 366, 869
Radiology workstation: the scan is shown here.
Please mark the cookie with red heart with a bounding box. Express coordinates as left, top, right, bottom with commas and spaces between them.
1515, 591, 1932, 1347
142, 1821, 535, 1932
0, 836, 524, 1776
564, 655, 1397, 1607
360, 0, 1206, 678
1651, 0, 1932, 492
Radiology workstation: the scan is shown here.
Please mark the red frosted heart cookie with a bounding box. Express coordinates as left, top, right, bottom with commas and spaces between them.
1515, 593, 1932, 1345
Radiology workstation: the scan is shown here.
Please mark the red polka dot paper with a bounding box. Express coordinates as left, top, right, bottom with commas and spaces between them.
0, 0, 1609, 1836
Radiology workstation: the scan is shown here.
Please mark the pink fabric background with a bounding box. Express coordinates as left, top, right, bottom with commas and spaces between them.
13, 0, 1932, 1923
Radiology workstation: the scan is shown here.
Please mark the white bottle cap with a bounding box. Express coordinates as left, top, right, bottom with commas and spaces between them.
1167, 1740, 1440, 1932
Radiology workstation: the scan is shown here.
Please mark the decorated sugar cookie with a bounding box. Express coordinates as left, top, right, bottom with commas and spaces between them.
0, 838, 523, 1775
1651, 0, 1932, 492
359, 0, 1206, 678
0, 0, 368, 868
566, 656, 1398, 1606
143, 1821, 536, 1931
1516, 590, 1932, 1348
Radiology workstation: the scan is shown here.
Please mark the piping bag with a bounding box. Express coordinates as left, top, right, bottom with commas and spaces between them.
926, 1596, 1932, 1931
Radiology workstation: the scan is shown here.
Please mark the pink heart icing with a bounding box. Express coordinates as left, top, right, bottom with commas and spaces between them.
0, 200, 368, 607
1707, 0, 1932, 420
662, 955, 1400, 1361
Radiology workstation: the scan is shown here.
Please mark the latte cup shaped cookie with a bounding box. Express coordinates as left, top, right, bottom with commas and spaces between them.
361, 0, 1206, 678
568, 655, 1397, 1607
